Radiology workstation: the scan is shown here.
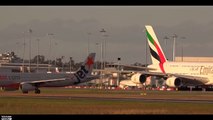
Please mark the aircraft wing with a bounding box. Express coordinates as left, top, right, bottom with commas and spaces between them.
118, 64, 156, 70
22, 75, 100, 85
107, 63, 156, 71
139, 71, 209, 86
93, 69, 137, 73
86, 75, 100, 80
22, 78, 67, 84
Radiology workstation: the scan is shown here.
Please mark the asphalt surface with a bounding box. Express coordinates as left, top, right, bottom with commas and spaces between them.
1, 92, 213, 104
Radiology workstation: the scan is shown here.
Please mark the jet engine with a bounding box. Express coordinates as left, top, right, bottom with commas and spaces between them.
20, 83, 36, 93
166, 76, 182, 87
130, 73, 147, 84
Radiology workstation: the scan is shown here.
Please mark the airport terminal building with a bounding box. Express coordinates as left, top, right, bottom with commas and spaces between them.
175, 56, 213, 62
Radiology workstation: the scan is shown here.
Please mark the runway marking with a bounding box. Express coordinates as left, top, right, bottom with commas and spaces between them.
1, 95, 213, 104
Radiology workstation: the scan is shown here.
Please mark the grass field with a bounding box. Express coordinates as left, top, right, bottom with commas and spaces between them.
0, 88, 213, 114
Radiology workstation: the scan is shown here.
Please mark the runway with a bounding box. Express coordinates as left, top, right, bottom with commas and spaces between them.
1, 89, 213, 114
1, 92, 213, 104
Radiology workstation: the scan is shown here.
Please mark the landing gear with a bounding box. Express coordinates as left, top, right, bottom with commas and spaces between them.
22, 91, 28, 94
35, 88, 41, 94
202, 88, 206, 92
140, 83, 147, 96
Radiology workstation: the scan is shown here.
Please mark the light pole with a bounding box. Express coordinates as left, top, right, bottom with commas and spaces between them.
29, 29, 32, 73
69, 57, 72, 73
95, 42, 100, 85
117, 57, 121, 87
22, 32, 26, 73
100, 28, 106, 70
95, 43, 99, 69
103, 34, 109, 69
171, 34, 178, 61
54, 42, 58, 67
100, 29, 106, 88
164, 36, 169, 60
61, 56, 65, 72
36, 39, 40, 72
48, 33, 54, 72
15, 42, 20, 56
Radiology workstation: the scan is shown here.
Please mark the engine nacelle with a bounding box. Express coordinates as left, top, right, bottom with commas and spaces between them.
131, 73, 147, 84
20, 83, 36, 93
166, 77, 182, 87
112, 73, 118, 78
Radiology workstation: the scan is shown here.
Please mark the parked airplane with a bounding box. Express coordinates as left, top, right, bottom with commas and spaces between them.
0, 53, 97, 94
127, 25, 213, 88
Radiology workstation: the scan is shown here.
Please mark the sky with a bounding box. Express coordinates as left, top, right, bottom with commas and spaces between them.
0, 6, 213, 64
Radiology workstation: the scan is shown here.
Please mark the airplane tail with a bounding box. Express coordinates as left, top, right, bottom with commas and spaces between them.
145, 25, 167, 65
73, 53, 96, 83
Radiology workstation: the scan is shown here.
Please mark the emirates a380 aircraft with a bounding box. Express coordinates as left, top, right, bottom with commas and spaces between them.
130, 25, 213, 88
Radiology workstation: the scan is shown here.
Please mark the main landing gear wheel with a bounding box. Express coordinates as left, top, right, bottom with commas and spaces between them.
22, 91, 28, 94
140, 83, 147, 96
35, 89, 41, 94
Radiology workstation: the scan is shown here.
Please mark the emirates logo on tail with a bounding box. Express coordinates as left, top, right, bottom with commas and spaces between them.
145, 25, 166, 74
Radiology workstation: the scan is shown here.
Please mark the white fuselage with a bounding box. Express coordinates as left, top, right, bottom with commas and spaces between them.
0, 73, 77, 87
148, 61, 213, 85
